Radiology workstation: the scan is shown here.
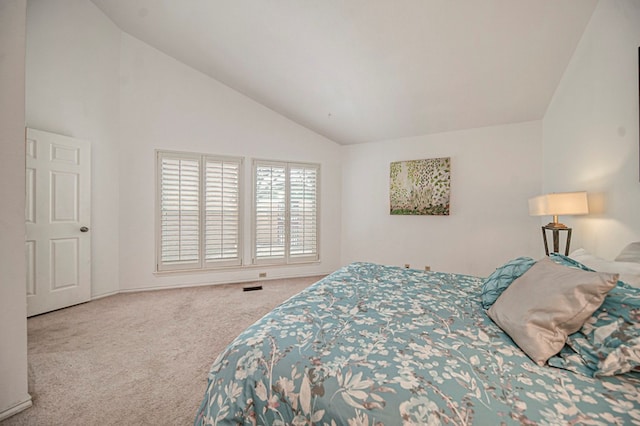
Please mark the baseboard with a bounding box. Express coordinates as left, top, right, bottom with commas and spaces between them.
90, 290, 119, 301
88, 272, 332, 297
0, 396, 32, 422
118, 272, 331, 294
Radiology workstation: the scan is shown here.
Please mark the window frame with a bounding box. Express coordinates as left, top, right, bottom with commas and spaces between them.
252, 159, 320, 266
155, 150, 243, 272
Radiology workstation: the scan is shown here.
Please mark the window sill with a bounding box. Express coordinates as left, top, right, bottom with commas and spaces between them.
153, 260, 321, 276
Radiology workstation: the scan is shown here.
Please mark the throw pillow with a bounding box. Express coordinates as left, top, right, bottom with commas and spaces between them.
487, 257, 619, 366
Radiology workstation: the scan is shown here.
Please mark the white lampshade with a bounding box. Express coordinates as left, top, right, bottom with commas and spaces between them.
528, 192, 589, 217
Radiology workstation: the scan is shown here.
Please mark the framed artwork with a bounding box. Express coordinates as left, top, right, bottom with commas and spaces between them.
390, 157, 450, 215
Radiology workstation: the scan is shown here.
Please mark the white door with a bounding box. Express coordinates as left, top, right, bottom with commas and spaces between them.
25, 128, 91, 317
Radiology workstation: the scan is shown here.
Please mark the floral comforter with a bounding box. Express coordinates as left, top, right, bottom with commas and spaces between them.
195, 262, 640, 425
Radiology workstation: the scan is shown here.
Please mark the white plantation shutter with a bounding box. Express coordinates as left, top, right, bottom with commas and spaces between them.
205, 158, 241, 266
254, 163, 287, 261
157, 152, 242, 271
159, 155, 200, 270
253, 161, 319, 264
289, 165, 318, 260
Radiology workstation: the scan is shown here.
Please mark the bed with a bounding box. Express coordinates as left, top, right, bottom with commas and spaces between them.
195, 261, 640, 425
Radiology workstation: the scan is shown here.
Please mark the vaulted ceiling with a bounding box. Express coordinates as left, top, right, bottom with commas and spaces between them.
91, 0, 598, 145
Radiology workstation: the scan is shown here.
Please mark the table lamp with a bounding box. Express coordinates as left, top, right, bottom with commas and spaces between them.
528, 191, 589, 255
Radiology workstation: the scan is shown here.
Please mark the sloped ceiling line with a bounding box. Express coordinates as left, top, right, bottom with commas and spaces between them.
91, 0, 597, 145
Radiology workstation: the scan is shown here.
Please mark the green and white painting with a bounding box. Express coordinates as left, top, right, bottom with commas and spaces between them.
390, 157, 450, 215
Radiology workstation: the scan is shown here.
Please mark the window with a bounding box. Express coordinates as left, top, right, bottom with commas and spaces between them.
253, 160, 319, 264
157, 151, 242, 271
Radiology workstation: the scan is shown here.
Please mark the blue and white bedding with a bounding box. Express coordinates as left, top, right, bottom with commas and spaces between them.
195, 262, 640, 425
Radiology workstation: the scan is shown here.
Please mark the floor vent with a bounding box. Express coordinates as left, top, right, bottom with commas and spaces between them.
243, 285, 263, 292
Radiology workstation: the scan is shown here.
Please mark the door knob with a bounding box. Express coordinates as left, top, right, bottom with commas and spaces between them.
80, 226, 89, 232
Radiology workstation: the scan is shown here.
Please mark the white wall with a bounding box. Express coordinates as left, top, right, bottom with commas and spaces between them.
118, 34, 343, 291
24, 0, 342, 295
0, 0, 31, 420
26, 0, 121, 298
31, 0, 635, 298
341, 121, 543, 277
543, 0, 640, 259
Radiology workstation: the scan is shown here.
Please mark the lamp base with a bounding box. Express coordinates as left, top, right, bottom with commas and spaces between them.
541, 225, 573, 256
544, 222, 568, 230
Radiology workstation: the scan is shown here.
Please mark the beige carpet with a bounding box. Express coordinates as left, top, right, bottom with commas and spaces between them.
2, 276, 324, 426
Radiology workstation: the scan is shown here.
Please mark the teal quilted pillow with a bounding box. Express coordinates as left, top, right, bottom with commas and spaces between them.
481, 257, 536, 309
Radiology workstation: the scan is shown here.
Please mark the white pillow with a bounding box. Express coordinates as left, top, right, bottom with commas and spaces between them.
615, 242, 640, 263
570, 248, 640, 287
